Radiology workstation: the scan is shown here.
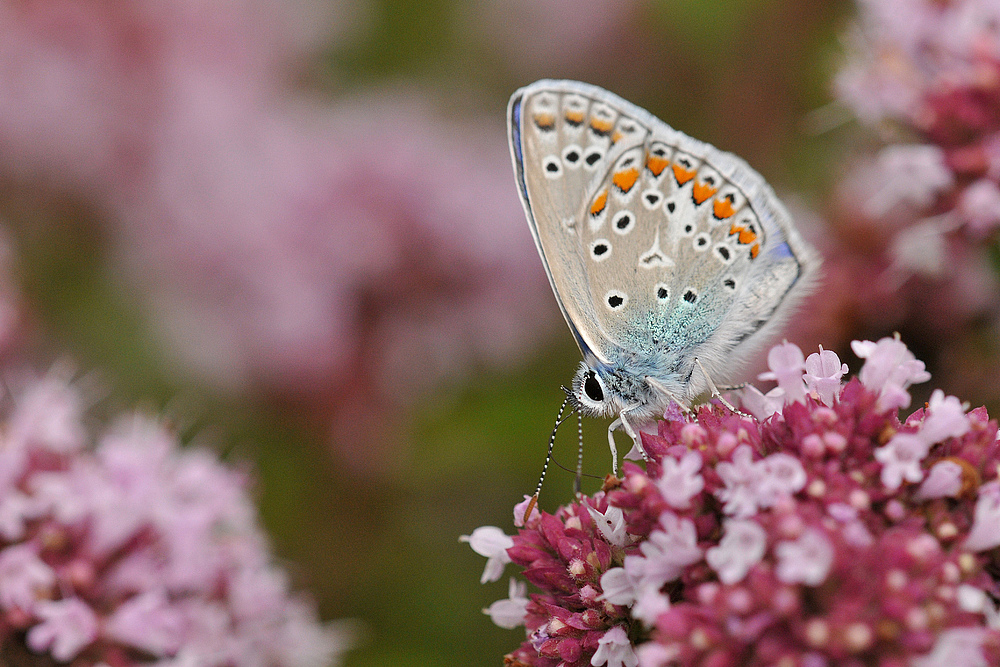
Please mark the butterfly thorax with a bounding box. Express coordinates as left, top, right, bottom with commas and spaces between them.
570, 354, 686, 422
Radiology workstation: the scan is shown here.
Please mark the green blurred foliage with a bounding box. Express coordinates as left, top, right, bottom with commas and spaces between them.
1, 1, 853, 665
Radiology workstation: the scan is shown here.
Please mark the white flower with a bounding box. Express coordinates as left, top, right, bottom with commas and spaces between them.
920, 389, 971, 444
716, 447, 806, 516
706, 519, 767, 585
26, 597, 98, 662
715, 445, 764, 518
655, 450, 704, 510
738, 384, 784, 421
601, 514, 699, 627
852, 337, 930, 412
599, 567, 637, 606
482, 578, 529, 630
803, 346, 848, 406
757, 341, 807, 404
587, 504, 628, 547
460, 526, 513, 583
631, 586, 670, 627
960, 178, 1000, 235
915, 460, 964, 500
965, 481, 1000, 552
957, 584, 1000, 629
865, 144, 954, 218
632, 512, 702, 586
887, 216, 949, 280
0, 543, 55, 610
875, 432, 932, 490
911, 628, 988, 667
591, 625, 637, 667
757, 453, 807, 508
775, 528, 834, 586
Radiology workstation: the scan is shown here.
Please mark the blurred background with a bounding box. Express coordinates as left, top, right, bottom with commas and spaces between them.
3, 0, 1000, 664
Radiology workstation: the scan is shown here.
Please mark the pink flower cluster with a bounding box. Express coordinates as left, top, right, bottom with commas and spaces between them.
0, 1, 557, 470
467, 337, 1000, 666
833, 0, 1000, 277
0, 368, 349, 665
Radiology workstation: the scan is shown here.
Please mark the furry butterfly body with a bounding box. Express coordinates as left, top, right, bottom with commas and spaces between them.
508, 80, 817, 472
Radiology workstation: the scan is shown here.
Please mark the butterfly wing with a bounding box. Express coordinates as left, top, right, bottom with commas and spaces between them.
508, 81, 648, 362
509, 80, 815, 392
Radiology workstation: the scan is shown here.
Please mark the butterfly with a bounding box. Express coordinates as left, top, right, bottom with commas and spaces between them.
508, 80, 818, 477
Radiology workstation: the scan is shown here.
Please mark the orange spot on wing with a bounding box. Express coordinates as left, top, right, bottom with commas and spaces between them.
713, 197, 736, 219
590, 117, 614, 135
565, 110, 585, 126
612, 167, 640, 194
646, 154, 669, 177
611, 130, 622, 144
672, 163, 696, 185
590, 190, 608, 216
728, 223, 758, 245
750, 243, 760, 259
533, 113, 555, 131
692, 181, 718, 205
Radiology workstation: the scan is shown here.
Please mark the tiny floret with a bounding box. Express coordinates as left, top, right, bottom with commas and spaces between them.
483, 578, 529, 630
775, 528, 834, 586
758, 341, 807, 404
852, 336, 930, 411
655, 450, 704, 509
587, 504, 628, 547
706, 519, 767, 585
591, 626, 637, 667
460, 526, 513, 583
803, 346, 848, 406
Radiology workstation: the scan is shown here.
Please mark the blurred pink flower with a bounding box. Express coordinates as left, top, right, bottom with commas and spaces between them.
0, 367, 351, 665
0, 1, 559, 470
833, 0, 1000, 258
789, 0, 1000, 412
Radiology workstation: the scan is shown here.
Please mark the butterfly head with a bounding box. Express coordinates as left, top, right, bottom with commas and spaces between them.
571, 362, 636, 419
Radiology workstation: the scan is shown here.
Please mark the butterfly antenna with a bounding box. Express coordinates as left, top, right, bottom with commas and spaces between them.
525, 395, 571, 521
574, 409, 584, 496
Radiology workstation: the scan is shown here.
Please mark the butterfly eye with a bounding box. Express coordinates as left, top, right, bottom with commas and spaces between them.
584, 371, 604, 402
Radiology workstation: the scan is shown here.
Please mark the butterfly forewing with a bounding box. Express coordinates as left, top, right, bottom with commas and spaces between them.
510, 80, 811, 388
511, 85, 649, 360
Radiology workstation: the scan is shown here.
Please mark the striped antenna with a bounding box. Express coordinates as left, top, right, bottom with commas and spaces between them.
574, 410, 584, 496
524, 394, 572, 522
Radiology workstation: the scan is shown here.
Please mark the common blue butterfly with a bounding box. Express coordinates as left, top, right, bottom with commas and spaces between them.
508, 80, 817, 476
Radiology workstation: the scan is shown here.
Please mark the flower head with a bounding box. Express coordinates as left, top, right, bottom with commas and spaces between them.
469, 339, 1000, 666
0, 370, 349, 666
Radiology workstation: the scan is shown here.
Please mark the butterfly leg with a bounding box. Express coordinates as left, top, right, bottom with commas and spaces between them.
694, 358, 751, 418
607, 405, 648, 477
606, 418, 622, 477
